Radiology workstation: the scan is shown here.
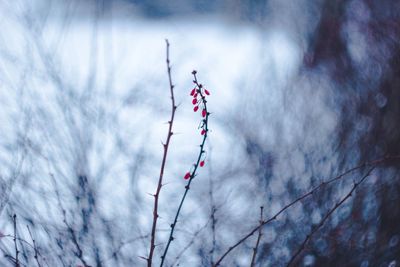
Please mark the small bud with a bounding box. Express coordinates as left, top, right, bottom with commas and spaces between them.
192, 70, 197, 75
201, 129, 206, 135
190, 88, 196, 96
204, 89, 210, 95
194, 106, 199, 112
202, 109, 206, 117
184, 172, 191, 180
192, 98, 197, 105
200, 161, 205, 167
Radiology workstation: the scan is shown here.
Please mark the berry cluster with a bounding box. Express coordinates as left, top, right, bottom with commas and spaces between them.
183, 70, 210, 180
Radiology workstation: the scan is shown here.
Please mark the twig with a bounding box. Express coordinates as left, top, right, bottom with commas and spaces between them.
1, 234, 48, 267
147, 39, 177, 267
209, 190, 217, 265
26, 225, 41, 267
171, 219, 211, 266
13, 214, 20, 267
62, 210, 90, 267
286, 167, 375, 266
212, 155, 400, 266
159, 71, 210, 267
250, 207, 264, 267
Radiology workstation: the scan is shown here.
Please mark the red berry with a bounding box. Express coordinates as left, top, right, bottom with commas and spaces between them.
193, 93, 198, 98
190, 89, 196, 96
201, 129, 206, 135
184, 172, 191, 180
200, 161, 205, 167
202, 109, 206, 117
194, 106, 199, 112
192, 98, 197, 105
204, 89, 210, 95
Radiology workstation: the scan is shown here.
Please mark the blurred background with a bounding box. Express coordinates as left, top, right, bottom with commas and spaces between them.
0, 0, 400, 266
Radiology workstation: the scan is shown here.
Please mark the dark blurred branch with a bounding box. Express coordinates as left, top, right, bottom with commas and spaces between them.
1, 233, 47, 266
286, 167, 375, 266
171, 219, 211, 266
147, 39, 177, 267
213, 155, 400, 266
62, 210, 90, 267
13, 214, 19, 267
26, 225, 41, 267
250, 206, 263, 267
209, 183, 217, 265
160, 71, 210, 267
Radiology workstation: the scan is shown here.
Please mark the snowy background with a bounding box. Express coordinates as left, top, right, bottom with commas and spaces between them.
0, 0, 400, 266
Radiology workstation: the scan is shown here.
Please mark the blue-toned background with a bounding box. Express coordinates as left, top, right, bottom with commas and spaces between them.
0, 0, 399, 266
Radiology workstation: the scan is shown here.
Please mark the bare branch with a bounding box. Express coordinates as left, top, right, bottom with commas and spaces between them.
212, 155, 400, 266
250, 206, 264, 267
26, 225, 41, 267
13, 214, 20, 267
147, 39, 177, 267
286, 167, 375, 266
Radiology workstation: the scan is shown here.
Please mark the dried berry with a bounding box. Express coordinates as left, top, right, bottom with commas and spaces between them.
192, 98, 197, 105
184, 172, 191, 180
190, 88, 196, 96
194, 106, 199, 112
204, 89, 210, 95
200, 161, 205, 167
202, 109, 206, 117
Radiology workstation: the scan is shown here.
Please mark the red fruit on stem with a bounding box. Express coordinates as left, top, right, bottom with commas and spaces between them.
202, 109, 206, 117
190, 89, 196, 96
184, 172, 191, 180
200, 161, 205, 167
201, 129, 206, 135
205, 89, 210, 95
194, 106, 199, 112
192, 98, 197, 105
193, 93, 198, 98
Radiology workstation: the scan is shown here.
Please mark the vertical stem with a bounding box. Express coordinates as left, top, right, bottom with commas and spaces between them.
250, 207, 264, 267
159, 71, 210, 267
27, 225, 41, 267
148, 39, 177, 267
13, 214, 19, 267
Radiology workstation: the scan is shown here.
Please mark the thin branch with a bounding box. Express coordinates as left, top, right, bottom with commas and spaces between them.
62, 210, 89, 267
12, 214, 20, 267
250, 207, 264, 267
171, 219, 211, 267
286, 167, 375, 266
159, 70, 210, 267
209, 190, 217, 265
212, 155, 400, 266
147, 39, 177, 267
1, 234, 48, 267
26, 225, 41, 267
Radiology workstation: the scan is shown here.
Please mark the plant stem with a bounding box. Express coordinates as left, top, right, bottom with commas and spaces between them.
148, 39, 177, 267
159, 71, 209, 267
